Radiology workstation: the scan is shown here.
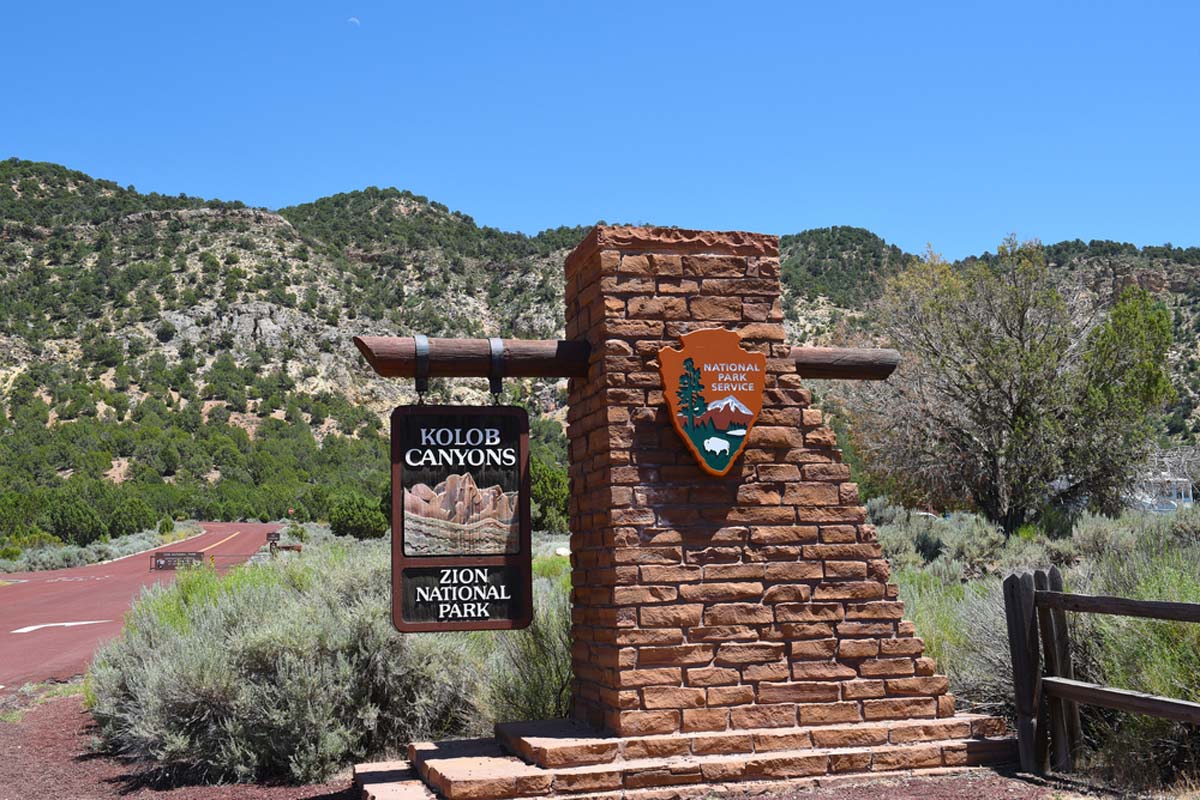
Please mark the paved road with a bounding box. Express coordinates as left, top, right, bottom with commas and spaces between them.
0, 522, 276, 691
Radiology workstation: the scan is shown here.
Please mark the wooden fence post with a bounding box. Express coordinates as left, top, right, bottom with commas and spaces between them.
1048, 565, 1083, 764
1004, 571, 1042, 773
1034, 569, 1069, 772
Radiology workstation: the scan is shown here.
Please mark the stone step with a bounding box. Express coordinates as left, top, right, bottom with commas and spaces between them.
409, 735, 1017, 800
496, 714, 1006, 769
355, 761, 438, 800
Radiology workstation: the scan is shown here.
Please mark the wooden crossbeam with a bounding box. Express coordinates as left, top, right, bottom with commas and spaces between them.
354, 337, 900, 381
1036, 590, 1200, 624
1042, 677, 1200, 724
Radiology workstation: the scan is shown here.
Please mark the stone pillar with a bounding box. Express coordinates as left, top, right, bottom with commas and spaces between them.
564, 226, 953, 737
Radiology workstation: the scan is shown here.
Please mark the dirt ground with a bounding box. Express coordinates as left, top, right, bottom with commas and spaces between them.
0, 693, 1146, 800
0, 694, 354, 800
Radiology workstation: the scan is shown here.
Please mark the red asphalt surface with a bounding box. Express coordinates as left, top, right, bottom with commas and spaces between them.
0, 522, 277, 692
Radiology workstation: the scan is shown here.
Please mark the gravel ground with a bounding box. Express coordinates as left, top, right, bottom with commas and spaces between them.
0, 694, 1139, 800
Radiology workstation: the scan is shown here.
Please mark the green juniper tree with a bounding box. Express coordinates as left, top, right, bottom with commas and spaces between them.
846, 236, 1174, 535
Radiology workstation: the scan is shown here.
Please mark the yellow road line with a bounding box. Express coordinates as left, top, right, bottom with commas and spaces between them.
199, 531, 241, 552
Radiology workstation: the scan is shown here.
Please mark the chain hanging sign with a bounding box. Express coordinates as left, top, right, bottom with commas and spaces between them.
390, 405, 533, 632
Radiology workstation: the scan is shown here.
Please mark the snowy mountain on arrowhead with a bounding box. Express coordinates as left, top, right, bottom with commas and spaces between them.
696, 395, 754, 430
707, 396, 752, 415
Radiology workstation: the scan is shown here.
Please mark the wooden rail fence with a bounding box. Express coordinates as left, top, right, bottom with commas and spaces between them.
1003, 566, 1200, 774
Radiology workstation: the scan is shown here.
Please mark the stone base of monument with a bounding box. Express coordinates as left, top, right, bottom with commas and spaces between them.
356, 715, 1016, 800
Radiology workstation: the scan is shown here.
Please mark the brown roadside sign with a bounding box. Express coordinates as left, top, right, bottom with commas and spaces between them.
151, 551, 203, 570
390, 405, 532, 632
658, 328, 766, 476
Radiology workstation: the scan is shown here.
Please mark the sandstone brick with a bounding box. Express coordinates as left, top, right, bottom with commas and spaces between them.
802, 463, 851, 481
650, 253, 683, 275
811, 725, 888, 748
782, 483, 840, 506
639, 604, 703, 628
678, 582, 762, 602
730, 703, 796, 729
611, 710, 681, 736
890, 720, 971, 744
789, 639, 838, 659
689, 296, 743, 320
763, 584, 812, 603
619, 254, 652, 274
757, 464, 801, 481
687, 625, 759, 642
862, 698, 938, 720
614, 586, 678, 604
857, 658, 915, 678
830, 751, 872, 772
703, 563, 765, 581
838, 639, 879, 659
736, 484, 781, 505
686, 666, 740, 686
682, 255, 747, 277
756, 682, 840, 704
640, 565, 702, 583
681, 708, 729, 732
617, 668, 683, 688
708, 685, 755, 706
743, 752, 826, 778
692, 733, 755, 755
791, 662, 857, 681
824, 561, 868, 579
704, 603, 774, 626
915, 657, 937, 676
742, 663, 790, 682
775, 603, 844, 623
938, 694, 957, 717
628, 297, 686, 319
765, 562, 823, 582
798, 702, 862, 725
642, 686, 706, 709
639, 645, 714, 666
873, 744, 943, 771
879, 637, 925, 657
750, 526, 819, 545
752, 731, 812, 752
715, 642, 785, 665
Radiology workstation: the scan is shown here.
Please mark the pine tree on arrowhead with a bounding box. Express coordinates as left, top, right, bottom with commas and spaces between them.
677, 358, 707, 432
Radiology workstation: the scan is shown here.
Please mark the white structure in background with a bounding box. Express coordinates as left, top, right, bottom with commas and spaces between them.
1130, 446, 1198, 513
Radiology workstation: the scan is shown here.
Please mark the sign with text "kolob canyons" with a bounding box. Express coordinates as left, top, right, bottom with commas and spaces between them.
659, 328, 766, 476
390, 406, 532, 632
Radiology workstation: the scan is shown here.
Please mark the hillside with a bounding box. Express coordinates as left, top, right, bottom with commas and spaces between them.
3, 157, 1200, 548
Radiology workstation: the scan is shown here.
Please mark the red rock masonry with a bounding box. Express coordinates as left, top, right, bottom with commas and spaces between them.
564, 226, 955, 737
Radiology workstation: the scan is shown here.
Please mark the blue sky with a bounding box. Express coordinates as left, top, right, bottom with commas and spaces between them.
3, 1, 1197, 258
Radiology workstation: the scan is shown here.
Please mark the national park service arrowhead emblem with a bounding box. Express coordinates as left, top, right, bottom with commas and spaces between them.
659, 328, 766, 477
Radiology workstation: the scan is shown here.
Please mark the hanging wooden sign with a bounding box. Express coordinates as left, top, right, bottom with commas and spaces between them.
390, 405, 532, 632
658, 328, 766, 477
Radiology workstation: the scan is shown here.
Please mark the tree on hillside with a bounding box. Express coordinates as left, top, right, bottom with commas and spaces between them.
845, 236, 1174, 534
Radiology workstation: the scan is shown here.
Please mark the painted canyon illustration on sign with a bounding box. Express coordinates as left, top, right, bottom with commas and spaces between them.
403, 472, 519, 555
658, 327, 766, 476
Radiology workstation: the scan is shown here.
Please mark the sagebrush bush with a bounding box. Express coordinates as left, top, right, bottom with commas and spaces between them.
485, 576, 572, 722
90, 540, 480, 783
895, 514, 1200, 790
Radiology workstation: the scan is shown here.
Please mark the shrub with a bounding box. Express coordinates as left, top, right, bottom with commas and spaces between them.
530, 455, 568, 533
107, 496, 157, 539
158, 517, 175, 535
328, 493, 388, 539
89, 540, 480, 784
485, 577, 572, 722
47, 496, 107, 546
